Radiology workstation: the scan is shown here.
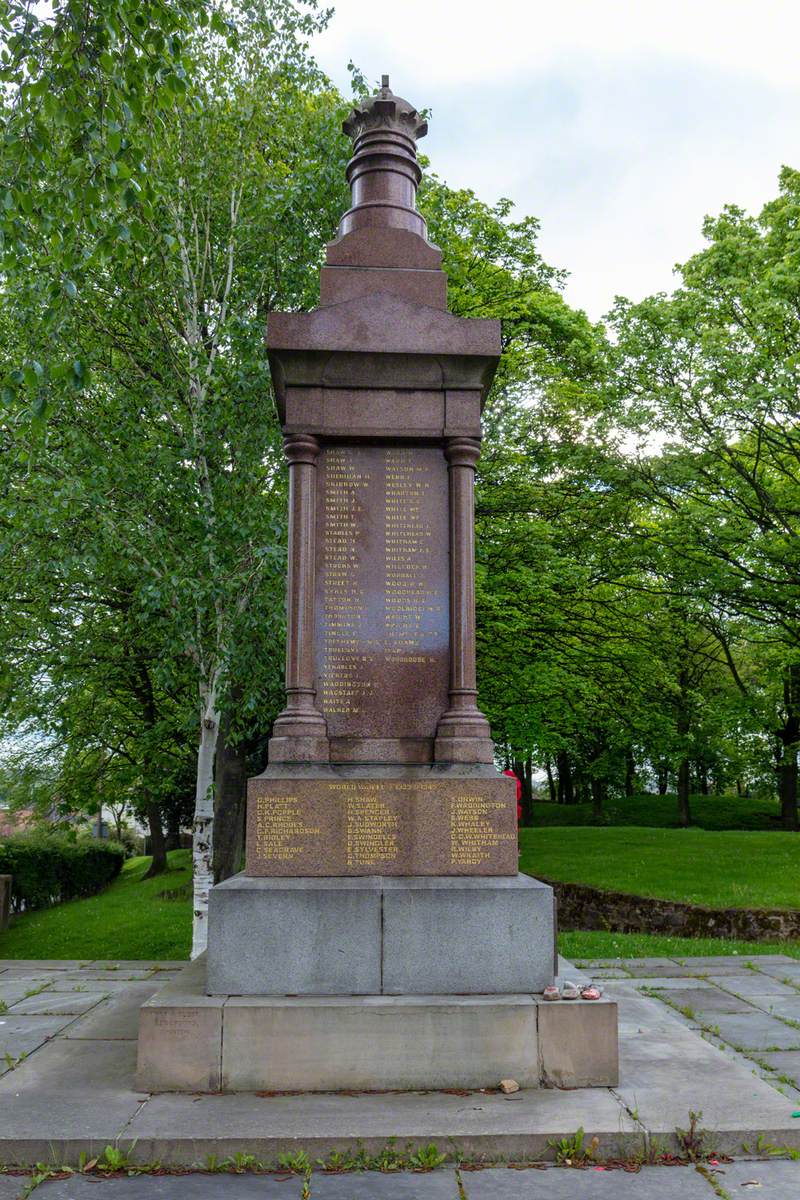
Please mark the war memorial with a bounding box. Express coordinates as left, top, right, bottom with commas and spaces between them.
136, 77, 618, 1094
3, 79, 800, 1194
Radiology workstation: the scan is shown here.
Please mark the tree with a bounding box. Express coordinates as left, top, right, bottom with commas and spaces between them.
612, 166, 800, 828
0, 1, 349, 952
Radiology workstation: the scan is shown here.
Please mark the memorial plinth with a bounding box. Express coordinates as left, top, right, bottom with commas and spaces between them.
139, 77, 616, 1092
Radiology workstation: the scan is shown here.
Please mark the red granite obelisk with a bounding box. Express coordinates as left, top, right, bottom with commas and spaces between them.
138, 82, 619, 1095
242, 78, 522, 879
206, 78, 556, 997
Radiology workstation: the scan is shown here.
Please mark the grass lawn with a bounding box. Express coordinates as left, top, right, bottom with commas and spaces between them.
532, 792, 781, 831
560, 929, 800, 961
4, 828, 799, 963
0, 850, 191, 961
519, 826, 800, 910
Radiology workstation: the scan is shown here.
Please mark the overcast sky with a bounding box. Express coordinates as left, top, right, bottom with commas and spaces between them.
312, 0, 800, 321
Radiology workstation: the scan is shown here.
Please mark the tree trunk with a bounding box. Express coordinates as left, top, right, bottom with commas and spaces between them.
213, 709, 249, 882
677, 757, 691, 828
143, 800, 168, 878
591, 776, 604, 821
736, 778, 743, 796
676, 668, 691, 827
777, 666, 800, 831
657, 761, 668, 795
778, 754, 798, 831
556, 751, 573, 805
544, 757, 556, 804
191, 687, 220, 959
624, 750, 635, 798
165, 810, 182, 853
698, 763, 709, 795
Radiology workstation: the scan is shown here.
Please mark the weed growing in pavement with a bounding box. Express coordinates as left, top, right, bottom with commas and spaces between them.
744, 1135, 800, 1160
3, 1050, 27, 1070
372, 1139, 407, 1172
23, 984, 52, 999
277, 1151, 311, 1174
407, 1144, 447, 1170
223, 1153, 259, 1173
696, 1164, 732, 1199
94, 1145, 137, 1173
546, 1127, 600, 1166
675, 1111, 711, 1162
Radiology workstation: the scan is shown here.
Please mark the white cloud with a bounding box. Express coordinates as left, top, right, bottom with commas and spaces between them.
312, 0, 800, 319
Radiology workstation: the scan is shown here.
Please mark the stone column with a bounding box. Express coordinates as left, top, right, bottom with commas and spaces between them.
268, 433, 329, 762
434, 436, 494, 764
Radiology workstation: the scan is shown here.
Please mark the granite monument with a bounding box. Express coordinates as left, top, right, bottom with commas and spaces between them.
137, 79, 618, 1092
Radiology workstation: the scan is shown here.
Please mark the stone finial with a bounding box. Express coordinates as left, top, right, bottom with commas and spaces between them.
342, 76, 428, 144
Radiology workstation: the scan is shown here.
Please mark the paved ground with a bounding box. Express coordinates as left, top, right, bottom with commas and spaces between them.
1, 1162, 800, 1199
2, 955, 800, 1195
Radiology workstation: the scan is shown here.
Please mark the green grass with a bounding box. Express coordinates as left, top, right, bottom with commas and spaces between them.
519, 826, 800, 910
560, 929, 800, 961
0, 850, 191, 961
4, 826, 800, 964
532, 792, 781, 830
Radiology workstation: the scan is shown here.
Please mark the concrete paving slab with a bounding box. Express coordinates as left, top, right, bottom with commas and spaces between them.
616, 960, 691, 977
584, 968, 632, 979
310, 1173, 460, 1198
0, 1038, 146, 1162
758, 1050, 800, 1085
50, 971, 157, 984
458, 1164, 712, 1197
124, 1087, 640, 1166
0, 972, 60, 986
43, 979, 147, 995
679, 956, 794, 968
573, 959, 632, 969
88, 962, 187, 971
650, 987, 754, 1015
680, 965, 769, 977
746, 996, 800, 1020
0, 1014, 76, 1070
0, 961, 89, 970
707, 1159, 800, 1198
0, 1176, 28, 1199
9, 992, 109, 1016
753, 963, 800, 981
35, 1175, 307, 1198
616, 1012, 799, 1153
64, 984, 161, 1041
0, 982, 54, 1007
624, 977, 715, 990
710, 1012, 800, 1052
712, 976, 800, 999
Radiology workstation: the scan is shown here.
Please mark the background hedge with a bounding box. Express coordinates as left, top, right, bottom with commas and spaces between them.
0, 835, 125, 913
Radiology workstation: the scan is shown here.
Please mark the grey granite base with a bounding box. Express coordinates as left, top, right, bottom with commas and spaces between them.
206, 873, 556, 996
137, 955, 618, 1092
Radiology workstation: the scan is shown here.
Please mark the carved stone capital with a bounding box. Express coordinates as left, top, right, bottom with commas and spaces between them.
283, 433, 321, 466
342, 77, 427, 144
444, 437, 481, 469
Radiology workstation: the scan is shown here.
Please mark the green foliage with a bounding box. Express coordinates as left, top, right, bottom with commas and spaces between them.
546, 1127, 598, 1165
0, 834, 124, 911
276, 1151, 311, 1174
406, 1145, 447, 1171
532, 792, 781, 831
0, 849, 191, 959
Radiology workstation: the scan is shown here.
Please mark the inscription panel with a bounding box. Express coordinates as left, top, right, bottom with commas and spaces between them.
246, 776, 518, 876
314, 444, 449, 744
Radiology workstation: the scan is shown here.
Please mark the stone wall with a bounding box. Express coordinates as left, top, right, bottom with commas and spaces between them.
541, 876, 800, 943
